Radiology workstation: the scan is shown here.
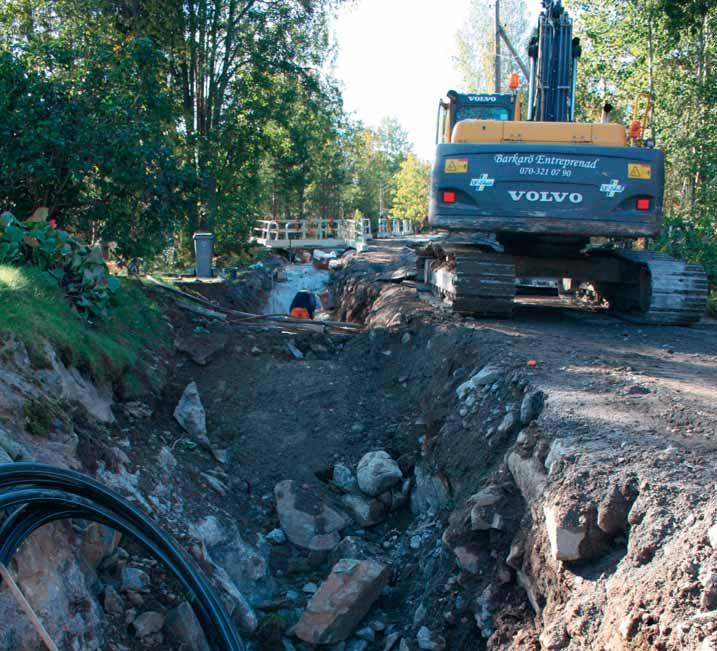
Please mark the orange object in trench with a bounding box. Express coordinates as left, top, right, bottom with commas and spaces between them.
290, 307, 311, 320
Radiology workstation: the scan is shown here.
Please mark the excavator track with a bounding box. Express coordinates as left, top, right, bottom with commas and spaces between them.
597, 250, 708, 326
421, 245, 516, 318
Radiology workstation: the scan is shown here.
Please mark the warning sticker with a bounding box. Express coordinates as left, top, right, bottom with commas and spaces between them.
628, 163, 652, 180
445, 159, 468, 174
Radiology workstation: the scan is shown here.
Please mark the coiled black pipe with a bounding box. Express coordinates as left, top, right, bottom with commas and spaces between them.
0, 464, 245, 651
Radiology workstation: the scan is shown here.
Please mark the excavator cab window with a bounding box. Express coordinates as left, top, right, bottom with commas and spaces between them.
436, 101, 449, 144
455, 105, 511, 122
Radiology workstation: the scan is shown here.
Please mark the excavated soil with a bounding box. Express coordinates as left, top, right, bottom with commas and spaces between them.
2, 242, 717, 650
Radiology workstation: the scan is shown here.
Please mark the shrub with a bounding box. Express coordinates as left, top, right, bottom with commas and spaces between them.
0, 210, 119, 320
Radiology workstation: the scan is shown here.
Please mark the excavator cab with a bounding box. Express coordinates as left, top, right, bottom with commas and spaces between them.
436, 91, 520, 144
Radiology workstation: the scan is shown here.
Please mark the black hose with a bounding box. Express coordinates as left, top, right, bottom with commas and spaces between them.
0, 464, 245, 651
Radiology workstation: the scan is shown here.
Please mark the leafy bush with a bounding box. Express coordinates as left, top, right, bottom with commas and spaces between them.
0, 211, 119, 320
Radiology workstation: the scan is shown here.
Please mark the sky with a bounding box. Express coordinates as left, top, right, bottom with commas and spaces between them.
331, 0, 540, 162
331, 0, 472, 162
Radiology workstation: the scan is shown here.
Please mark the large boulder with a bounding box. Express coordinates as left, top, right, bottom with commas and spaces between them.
293, 559, 392, 644
174, 381, 207, 437
356, 451, 403, 497
274, 480, 349, 551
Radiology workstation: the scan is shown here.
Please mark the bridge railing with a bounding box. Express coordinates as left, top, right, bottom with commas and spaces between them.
377, 218, 415, 238
253, 218, 372, 247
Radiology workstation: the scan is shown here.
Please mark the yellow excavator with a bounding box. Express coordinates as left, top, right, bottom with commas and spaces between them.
420, 0, 707, 324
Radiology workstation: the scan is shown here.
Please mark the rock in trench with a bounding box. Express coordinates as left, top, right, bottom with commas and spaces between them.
174, 381, 207, 437
166, 601, 210, 651
293, 558, 392, 645
520, 390, 545, 425
274, 480, 348, 551
356, 451, 403, 497
132, 611, 165, 637
342, 493, 387, 527
417, 626, 446, 650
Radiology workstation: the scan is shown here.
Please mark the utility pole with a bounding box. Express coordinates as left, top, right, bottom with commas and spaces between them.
495, 0, 501, 93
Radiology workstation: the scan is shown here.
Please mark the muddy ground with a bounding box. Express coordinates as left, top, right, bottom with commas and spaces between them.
2, 241, 717, 650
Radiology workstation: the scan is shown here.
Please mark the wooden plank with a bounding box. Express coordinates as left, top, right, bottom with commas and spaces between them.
0, 563, 60, 651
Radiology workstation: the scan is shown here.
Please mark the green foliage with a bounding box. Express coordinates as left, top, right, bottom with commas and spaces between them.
0, 264, 168, 386
0, 211, 119, 319
391, 154, 431, 223
565, 0, 717, 289
455, 0, 530, 93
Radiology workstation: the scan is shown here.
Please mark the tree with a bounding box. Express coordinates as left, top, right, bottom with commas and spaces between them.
564, 0, 717, 285
454, 0, 530, 93
375, 117, 411, 175
0, 0, 347, 258
391, 154, 430, 223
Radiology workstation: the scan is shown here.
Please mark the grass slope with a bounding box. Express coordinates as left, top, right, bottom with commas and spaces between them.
0, 265, 168, 394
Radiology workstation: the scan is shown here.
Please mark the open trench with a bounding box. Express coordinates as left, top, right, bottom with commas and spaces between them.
136, 258, 541, 650
3, 250, 717, 651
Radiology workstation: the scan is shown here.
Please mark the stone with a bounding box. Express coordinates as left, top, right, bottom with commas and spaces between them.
174, 382, 207, 437
210, 533, 272, 601
132, 611, 165, 637
166, 602, 210, 651
191, 515, 227, 548
702, 572, 717, 610
417, 626, 446, 650
384, 632, 401, 650
707, 524, 717, 549
356, 451, 403, 497
202, 473, 228, 496
0, 424, 30, 460
543, 503, 586, 562
274, 480, 349, 551
520, 390, 545, 425
158, 446, 177, 472
333, 463, 359, 493
303, 582, 319, 594
121, 566, 151, 593
544, 439, 569, 475
35, 343, 115, 423
175, 331, 227, 366
469, 485, 502, 508
497, 412, 517, 437
411, 461, 451, 514
506, 450, 547, 504
342, 493, 387, 527
209, 564, 258, 633
103, 586, 125, 617
266, 528, 287, 545
122, 401, 153, 419
475, 585, 496, 638
293, 559, 392, 644
378, 478, 411, 512
471, 365, 503, 387
597, 485, 629, 536
453, 546, 480, 574
80, 523, 122, 568
287, 341, 304, 360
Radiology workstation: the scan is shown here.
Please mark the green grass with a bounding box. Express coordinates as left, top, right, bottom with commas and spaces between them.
709, 290, 716, 318
0, 265, 168, 392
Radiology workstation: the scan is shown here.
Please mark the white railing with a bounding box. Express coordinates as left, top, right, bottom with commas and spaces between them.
377, 218, 415, 238
253, 218, 372, 247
